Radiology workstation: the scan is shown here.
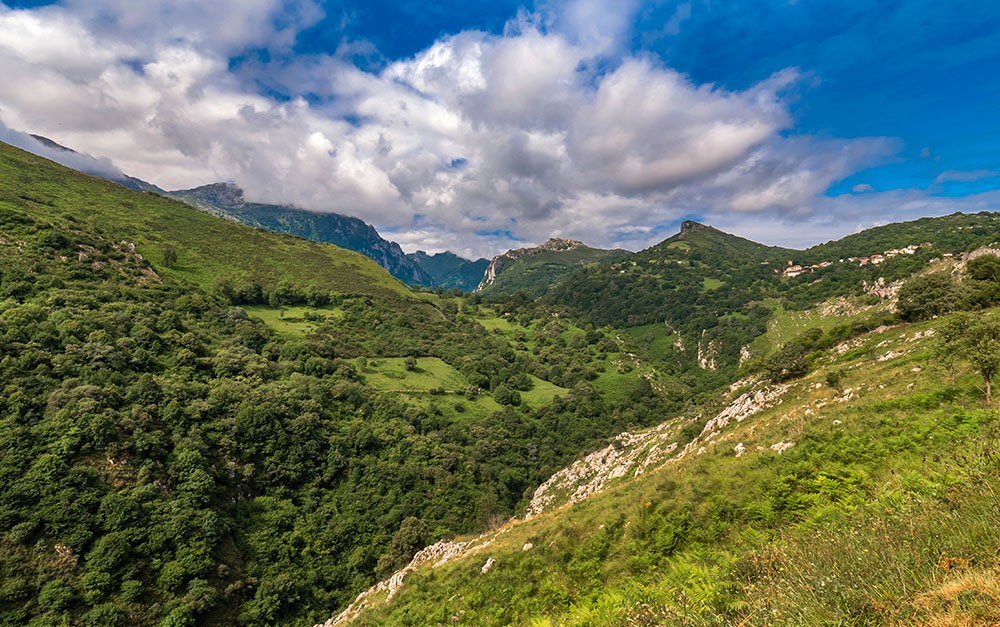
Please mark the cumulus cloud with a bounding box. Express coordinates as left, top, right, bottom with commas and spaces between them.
0, 0, 904, 257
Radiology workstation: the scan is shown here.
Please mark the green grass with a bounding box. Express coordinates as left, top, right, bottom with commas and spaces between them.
519, 376, 568, 407
623, 323, 676, 362
753, 298, 882, 353
474, 314, 518, 333
701, 277, 725, 291
244, 305, 343, 337
363, 357, 469, 392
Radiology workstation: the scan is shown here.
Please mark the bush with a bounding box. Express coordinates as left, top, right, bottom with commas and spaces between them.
896, 273, 961, 321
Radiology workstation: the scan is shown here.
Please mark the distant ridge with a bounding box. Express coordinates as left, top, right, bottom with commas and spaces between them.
476, 238, 627, 296
169, 182, 437, 286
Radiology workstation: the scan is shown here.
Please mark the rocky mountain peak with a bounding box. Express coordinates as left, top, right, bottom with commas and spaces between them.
538, 238, 585, 252
680, 219, 706, 234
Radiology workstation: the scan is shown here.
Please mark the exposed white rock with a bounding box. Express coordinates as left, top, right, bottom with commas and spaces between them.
734, 442, 746, 457
476, 238, 587, 291
481, 558, 496, 574
695, 385, 790, 438
521, 542, 533, 552
697, 330, 719, 371
770, 441, 795, 454
525, 421, 680, 519
877, 350, 904, 362
863, 277, 902, 302
317, 533, 497, 626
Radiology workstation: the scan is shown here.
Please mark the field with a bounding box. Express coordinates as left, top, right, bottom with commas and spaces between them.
243, 305, 344, 337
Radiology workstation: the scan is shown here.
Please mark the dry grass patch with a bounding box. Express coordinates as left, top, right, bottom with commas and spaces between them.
911, 568, 1000, 626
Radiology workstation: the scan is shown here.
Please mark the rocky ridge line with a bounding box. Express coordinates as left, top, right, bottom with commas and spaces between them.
476, 238, 585, 290
319, 377, 793, 625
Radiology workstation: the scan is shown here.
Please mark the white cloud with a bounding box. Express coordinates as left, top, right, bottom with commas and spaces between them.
0, 118, 124, 180
934, 169, 1000, 183
0, 0, 907, 258
540, 0, 642, 56
852, 183, 874, 193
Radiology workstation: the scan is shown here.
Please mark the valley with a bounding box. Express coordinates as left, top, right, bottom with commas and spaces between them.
1, 139, 999, 626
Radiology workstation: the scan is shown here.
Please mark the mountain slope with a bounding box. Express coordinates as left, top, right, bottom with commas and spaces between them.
0, 145, 414, 302
407, 250, 489, 292
549, 215, 1000, 376
804, 211, 1000, 262
28, 134, 167, 195
169, 182, 434, 286
329, 311, 1000, 626
476, 238, 627, 296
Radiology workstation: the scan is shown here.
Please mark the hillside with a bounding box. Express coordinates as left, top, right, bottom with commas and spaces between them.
0, 140, 674, 626
477, 238, 627, 297
7, 138, 1000, 627
804, 211, 1000, 263
548, 216, 1000, 377
169, 183, 434, 287
327, 309, 1000, 625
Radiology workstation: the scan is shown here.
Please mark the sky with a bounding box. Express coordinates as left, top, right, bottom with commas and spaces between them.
0, 0, 999, 258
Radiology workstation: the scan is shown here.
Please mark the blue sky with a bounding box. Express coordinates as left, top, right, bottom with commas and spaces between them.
1, 0, 998, 256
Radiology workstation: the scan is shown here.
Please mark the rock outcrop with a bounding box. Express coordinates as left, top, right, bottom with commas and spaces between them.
476, 238, 587, 291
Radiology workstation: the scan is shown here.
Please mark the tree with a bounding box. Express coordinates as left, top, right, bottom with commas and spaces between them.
967, 254, 1000, 282
824, 369, 845, 392
939, 313, 1000, 403
964, 254, 1000, 309
493, 384, 521, 406
163, 246, 178, 269
762, 342, 809, 383
376, 517, 428, 578
896, 272, 961, 322
404, 355, 418, 371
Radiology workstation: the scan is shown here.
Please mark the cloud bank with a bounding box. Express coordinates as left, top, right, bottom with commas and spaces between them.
0, 0, 950, 257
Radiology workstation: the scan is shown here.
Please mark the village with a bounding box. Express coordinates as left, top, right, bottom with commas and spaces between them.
779, 243, 950, 278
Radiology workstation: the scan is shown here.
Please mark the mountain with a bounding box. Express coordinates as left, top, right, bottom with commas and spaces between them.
28, 133, 167, 195
476, 237, 627, 296
0, 140, 672, 626
8, 136, 1000, 627
17, 134, 492, 290
169, 182, 435, 286
803, 211, 1000, 262
406, 250, 489, 292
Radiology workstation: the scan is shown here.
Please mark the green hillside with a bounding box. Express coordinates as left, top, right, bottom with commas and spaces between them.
338, 309, 1000, 626
0, 145, 412, 302
478, 239, 627, 297
0, 141, 671, 626
167, 182, 434, 287
548, 216, 1000, 378
804, 211, 1000, 262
